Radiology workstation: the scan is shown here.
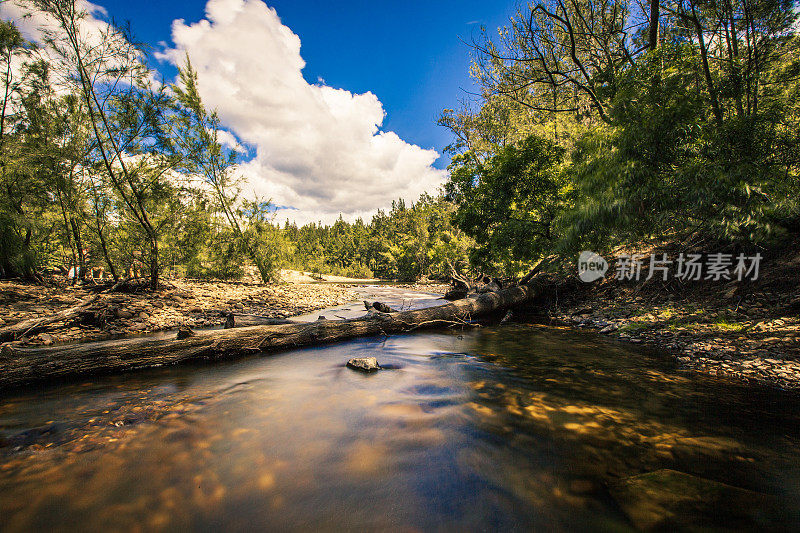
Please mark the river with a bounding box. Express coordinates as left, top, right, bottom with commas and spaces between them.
1, 286, 799, 531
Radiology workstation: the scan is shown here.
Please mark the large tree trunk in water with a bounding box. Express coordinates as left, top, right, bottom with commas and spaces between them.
0, 280, 544, 390
224, 313, 294, 328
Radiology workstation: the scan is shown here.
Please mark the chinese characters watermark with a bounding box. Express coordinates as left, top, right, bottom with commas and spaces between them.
578, 251, 761, 282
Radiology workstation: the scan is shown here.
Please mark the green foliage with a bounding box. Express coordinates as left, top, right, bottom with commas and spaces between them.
7, 0, 799, 287
440, 0, 800, 274
445, 135, 567, 275
171, 59, 281, 283
559, 42, 800, 252
0, 6, 289, 285
282, 195, 472, 281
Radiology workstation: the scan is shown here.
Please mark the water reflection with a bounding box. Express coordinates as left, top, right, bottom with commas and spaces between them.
1, 321, 799, 531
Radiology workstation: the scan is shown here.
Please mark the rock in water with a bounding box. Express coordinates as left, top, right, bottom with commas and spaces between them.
347, 357, 381, 372
609, 469, 782, 530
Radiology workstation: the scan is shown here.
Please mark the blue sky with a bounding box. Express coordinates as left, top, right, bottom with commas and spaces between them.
100, 0, 515, 169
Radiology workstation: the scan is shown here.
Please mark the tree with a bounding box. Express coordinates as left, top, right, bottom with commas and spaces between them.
27, 0, 176, 288
470, 0, 652, 125
445, 135, 567, 274
649, 0, 660, 50
0, 19, 41, 278
441, 0, 800, 274
171, 59, 279, 283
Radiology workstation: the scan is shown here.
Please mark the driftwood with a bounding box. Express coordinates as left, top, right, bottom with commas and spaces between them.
0, 277, 130, 342
444, 274, 502, 301
442, 260, 508, 300
0, 279, 544, 390
363, 301, 397, 313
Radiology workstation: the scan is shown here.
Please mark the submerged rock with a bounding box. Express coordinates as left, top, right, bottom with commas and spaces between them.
609, 469, 782, 530
346, 357, 381, 372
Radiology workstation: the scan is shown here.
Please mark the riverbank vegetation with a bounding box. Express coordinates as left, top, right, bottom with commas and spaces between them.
440, 0, 800, 275
281, 195, 472, 281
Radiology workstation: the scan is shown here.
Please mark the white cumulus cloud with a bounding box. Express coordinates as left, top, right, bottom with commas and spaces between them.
159, 0, 445, 225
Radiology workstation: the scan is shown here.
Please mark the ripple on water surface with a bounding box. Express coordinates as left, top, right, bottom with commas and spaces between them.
1, 322, 800, 531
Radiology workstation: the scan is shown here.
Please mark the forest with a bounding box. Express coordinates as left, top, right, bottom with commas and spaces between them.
1, 0, 799, 287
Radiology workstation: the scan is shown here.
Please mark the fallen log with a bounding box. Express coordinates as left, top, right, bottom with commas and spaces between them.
444, 275, 503, 300
0, 295, 101, 343
442, 259, 509, 300
0, 279, 544, 390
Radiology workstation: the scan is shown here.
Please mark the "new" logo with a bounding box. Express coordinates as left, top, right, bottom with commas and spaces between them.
578, 251, 608, 282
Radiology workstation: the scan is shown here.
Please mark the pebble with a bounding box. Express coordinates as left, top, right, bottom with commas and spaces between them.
550, 292, 800, 390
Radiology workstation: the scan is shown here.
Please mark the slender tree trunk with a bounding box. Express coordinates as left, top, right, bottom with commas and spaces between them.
724, 0, 745, 118
219, 195, 271, 284
96, 221, 118, 281
649, 0, 660, 50
50, 2, 161, 289
149, 235, 159, 290
70, 217, 85, 281
691, 3, 724, 126
56, 188, 79, 282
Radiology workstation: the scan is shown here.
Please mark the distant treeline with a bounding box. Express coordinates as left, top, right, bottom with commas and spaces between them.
280, 194, 472, 281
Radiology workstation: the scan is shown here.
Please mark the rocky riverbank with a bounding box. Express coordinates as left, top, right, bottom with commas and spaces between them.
525, 243, 800, 391
0, 279, 356, 347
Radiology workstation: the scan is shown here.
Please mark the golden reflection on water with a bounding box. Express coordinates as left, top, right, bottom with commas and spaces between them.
1, 324, 799, 531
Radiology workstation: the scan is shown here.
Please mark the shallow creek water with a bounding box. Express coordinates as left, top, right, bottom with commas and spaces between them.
1, 286, 799, 531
